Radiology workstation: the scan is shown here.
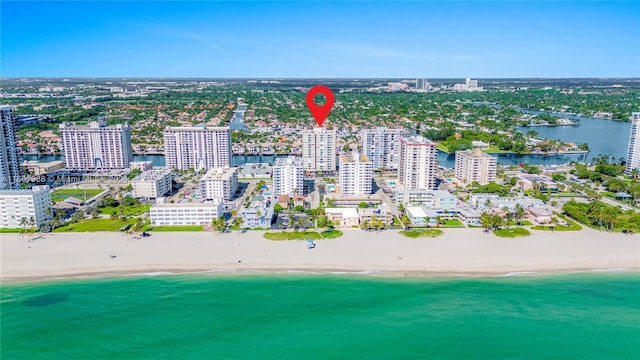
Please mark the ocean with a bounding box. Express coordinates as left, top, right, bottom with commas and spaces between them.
2, 272, 639, 359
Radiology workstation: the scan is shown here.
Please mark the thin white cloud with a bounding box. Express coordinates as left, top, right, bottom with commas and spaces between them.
142, 18, 227, 53
328, 42, 475, 63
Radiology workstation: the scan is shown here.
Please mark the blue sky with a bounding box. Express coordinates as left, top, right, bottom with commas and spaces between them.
1, 1, 639, 78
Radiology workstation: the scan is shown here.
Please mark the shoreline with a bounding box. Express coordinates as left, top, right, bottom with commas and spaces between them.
2, 228, 638, 283
2, 266, 638, 286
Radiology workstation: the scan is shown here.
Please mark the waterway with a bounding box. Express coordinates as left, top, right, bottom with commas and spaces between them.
24, 104, 630, 169
24, 152, 585, 170
229, 104, 248, 131
470, 102, 631, 162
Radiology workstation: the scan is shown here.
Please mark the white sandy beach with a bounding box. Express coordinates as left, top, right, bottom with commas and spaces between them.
1, 228, 639, 280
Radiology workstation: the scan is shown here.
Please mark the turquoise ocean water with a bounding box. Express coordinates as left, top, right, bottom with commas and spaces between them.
2, 272, 639, 359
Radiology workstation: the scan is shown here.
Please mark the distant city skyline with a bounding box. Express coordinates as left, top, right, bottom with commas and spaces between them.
1, 1, 639, 78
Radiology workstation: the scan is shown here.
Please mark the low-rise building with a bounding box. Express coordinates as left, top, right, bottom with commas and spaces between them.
22, 160, 65, 176
325, 207, 360, 227
469, 194, 546, 211
324, 194, 382, 207
357, 205, 393, 226
131, 169, 173, 199
406, 206, 430, 227
516, 173, 558, 191
199, 167, 239, 201
129, 161, 154, 172
395, 189, 457, 208
0, 185, 52, 228
150, 198, 223, 226
528, 207, 553, 224
241, 204, 274, 229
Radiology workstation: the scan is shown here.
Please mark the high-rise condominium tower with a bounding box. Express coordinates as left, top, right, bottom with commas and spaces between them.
362, 127, 403, 171
60, 120, 132, 170
273, 156, 304, 196
398, 135, 437, 190
0, 105, 22, 189
163, 125, 231, 170
454, 148, 497, 185
339, 152, 373, 195
302, 128, 336, 172
625, 112, 640, 176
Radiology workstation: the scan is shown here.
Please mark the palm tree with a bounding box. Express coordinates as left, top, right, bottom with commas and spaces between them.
514, 204, 526, 225
361, 219, 370, 230
132, 218, 145, 236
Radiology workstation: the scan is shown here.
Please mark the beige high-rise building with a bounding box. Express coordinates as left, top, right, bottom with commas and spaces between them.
398, 136, 437, 190
339, 152, 373, 195
454, 148, 497, 185
302, 128, 336, 172
59, 120, 132, 170
163, 125, 231, 170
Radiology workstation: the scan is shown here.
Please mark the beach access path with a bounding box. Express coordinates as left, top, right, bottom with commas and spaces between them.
1, 228, 638, 280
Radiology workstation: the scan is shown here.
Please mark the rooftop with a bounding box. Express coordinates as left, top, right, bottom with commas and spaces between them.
133, 169, 173, 182
400, 135, 436, 146
164, 125, 229, 131
325, 207, 359, 218
407, 206, 428, 218
340, 152, 370, 164
274, 156, 303, 167
200, 167, 238, 181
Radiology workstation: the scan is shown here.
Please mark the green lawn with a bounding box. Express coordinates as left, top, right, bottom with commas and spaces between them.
99, 204, 151, 216
145, 225, 204, 232
508, 220, 533, 226
483, 146, 514, 153
51, 189, 103, 203
493, 227, 531, 238
399, 229, 444, 238
320, 230, 343, 239
54, 218, 138, 232
438, 219, 464, 227
436, 143, 451, 153
263, 230, 345, 241
0, 228, 22, 233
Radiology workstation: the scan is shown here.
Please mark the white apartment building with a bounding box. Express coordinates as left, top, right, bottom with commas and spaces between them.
339, 152, 373, 195
625, 112, 640, 175
302, 128, 337, 172
454, 148, 497, 185
59, 120, 132, 170
394, 189, 457, 208
131, 169, 173, 199
362, 127, 403, 170
0, 186, 52, 228
398, 136, 437, 190
1, 105, 22, 189
199, 167, 239, 201
150, 199, 223, 226
273, 157, 303, 196
129, 161, 154, 172
163, 125, 231, 170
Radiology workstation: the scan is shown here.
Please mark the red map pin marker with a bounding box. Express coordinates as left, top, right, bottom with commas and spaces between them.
306, 85, 334, 127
